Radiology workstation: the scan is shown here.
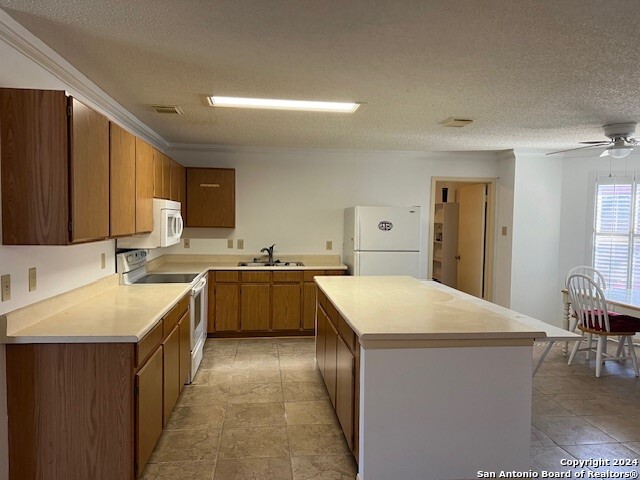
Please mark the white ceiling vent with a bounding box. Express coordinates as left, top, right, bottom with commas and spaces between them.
150, 105, 183, 115
440, 118, 473, 127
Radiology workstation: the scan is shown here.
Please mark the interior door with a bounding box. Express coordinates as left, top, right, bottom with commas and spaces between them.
456, 184, 486, 297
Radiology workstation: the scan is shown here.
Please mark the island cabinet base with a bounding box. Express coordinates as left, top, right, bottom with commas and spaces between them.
357, 345, 533, 480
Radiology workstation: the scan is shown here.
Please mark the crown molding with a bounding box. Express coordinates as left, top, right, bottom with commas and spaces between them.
0, 9, 168, 150
168, 142, 502, 160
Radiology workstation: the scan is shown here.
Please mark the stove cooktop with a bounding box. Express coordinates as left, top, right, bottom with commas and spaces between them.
132, 273, 199, 284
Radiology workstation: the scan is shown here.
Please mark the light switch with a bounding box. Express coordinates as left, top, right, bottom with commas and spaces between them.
1, 274, 10, 301
184, 238, 190, 249
227, 239, 234, 249
326, 240, 333, 250
29, 267, 37, 292
237, 239, 244, 249
501, 226, 508, 236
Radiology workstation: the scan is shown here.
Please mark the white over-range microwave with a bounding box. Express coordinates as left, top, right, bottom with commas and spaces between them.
117, 199, 184, 249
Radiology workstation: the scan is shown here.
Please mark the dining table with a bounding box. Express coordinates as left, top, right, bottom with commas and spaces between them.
561, 287, 640, 354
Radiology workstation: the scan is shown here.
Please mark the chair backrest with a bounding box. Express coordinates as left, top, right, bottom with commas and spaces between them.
565, 265, 606, 290
566, 274, 611, 332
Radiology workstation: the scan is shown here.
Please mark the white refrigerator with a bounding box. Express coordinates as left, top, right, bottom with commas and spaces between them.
343, 206, 421, 277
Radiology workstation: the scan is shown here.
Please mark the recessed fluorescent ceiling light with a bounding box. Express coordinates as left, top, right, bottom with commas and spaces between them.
207, 96, 359, 113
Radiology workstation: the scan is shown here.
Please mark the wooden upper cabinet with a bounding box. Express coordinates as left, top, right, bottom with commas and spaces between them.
70, 98, 110, 242
162, 154, 171, 199
153, 148, 164, 199
109, 123, 136, 237
186, 168, 235, 228
0, 89, 110, 245
170, 159, 184, 202
135, 138, 154, 233
178, 164, 186, 219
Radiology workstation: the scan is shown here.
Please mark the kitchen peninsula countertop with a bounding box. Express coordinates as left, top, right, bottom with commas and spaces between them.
315, 276, 546, 345
1, 275, 190, 344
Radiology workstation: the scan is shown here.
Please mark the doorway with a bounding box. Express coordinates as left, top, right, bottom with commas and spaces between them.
429, 177, 496, 300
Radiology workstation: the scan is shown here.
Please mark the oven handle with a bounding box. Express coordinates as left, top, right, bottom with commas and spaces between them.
192, 277, 207, 295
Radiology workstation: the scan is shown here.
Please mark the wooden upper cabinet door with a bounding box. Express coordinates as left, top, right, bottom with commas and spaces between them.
135, 138, 154, 233
186, 168, 235, 227
136, 346, 163, 478
170, 159, 182, 201
179, 164, 186, 218
241, 284, 270, 331
109, 123, 136, 237
162, 154, 171, 199
0, 88, 69, 245
272, 284, 302, 330
69, 98, 110, 243
153, 148, 163, 198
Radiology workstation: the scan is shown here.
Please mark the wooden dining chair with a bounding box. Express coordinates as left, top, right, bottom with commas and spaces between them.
566, 274, 639, 377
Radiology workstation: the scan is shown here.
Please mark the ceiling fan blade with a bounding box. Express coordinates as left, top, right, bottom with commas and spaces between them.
600, 149, 610, 157
579, 141, 609, 144
546, 143, 610, 155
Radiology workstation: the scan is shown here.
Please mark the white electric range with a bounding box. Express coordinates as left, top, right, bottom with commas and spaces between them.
117, 250, 207, 382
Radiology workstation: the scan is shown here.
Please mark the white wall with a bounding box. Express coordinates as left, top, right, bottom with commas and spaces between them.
509, 152, 563, 325
494, 152, 515, 308
164, 147, 501, 279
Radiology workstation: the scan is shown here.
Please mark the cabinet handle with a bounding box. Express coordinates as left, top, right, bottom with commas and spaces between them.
200, 183, 220, 188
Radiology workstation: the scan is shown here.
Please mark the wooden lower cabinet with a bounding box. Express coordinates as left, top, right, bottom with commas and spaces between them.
316, 296, 359, 463
215, 283, 240, 331
336, 336, 355, 450
324, 318, 338, 406
316, 305, 327, 374
136, 346, 163, 477
241, 284, 270, 330
162, 325, 181, 425
179, 312, 191, 389
272, 284, 301, 330
208, 269, 344, 336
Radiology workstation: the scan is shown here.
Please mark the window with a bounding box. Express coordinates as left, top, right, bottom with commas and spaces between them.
592, 175, 640, 289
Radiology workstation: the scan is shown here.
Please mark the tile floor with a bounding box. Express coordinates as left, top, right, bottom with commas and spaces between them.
142, 337, 640, 479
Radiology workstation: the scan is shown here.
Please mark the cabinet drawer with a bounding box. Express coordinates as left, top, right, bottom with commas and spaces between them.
241, 271, 271, 283
303, 270, 325, 281
216, 271, 239, 283
325, 301, 338, 328
338, 314, 356, 352
273, 271, 303, 283
163, 294, 190, 337
136, 321, 163, 367
324, 269, 345, 276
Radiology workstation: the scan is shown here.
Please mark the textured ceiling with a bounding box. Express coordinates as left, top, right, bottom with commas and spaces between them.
2, 0, 640, 151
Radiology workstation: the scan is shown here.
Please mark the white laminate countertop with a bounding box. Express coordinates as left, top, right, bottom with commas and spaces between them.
149, 262, 347, 274
2, 283, 191, 344
315, 276, 548, 343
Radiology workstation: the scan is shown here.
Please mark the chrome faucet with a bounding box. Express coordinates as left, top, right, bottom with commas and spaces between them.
260, 244, 275, 264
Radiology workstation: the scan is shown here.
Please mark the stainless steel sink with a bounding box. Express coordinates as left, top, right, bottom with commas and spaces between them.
237, 261, 305, 267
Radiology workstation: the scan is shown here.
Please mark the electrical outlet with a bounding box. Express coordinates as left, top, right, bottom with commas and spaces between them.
101, 253, 106, 269
326, 240, 333, 251
227, 239, 234, 249
184, 238, 190, 249
237, 239, 244, 250
1, 274, 10, 301
28, 267, 37, 292
501, 226, 508, 236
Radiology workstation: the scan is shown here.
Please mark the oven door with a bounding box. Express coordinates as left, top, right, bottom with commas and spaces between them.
190, 275, 207, 350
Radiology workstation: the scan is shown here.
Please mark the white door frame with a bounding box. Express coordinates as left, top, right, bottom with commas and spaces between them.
429, 176, 497, 301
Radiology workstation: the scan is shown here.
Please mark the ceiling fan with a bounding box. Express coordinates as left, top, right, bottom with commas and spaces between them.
546, 122, 637, 158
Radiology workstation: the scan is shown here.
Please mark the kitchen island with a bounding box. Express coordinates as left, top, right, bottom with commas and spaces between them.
314, 276, 547, 480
